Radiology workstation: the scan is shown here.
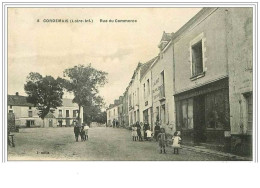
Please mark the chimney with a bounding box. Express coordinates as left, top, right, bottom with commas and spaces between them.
15, 92, 19, 96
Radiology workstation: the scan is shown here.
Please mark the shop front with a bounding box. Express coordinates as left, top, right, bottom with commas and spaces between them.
174, 78, 231, 151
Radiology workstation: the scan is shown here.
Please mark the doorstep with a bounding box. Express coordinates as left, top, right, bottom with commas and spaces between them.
182, 145, 252, 161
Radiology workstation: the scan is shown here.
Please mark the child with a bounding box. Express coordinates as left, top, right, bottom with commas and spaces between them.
172, 131, 181, 154
157, 128, 167, 154
146, 129, 152, 141
84, 124, 90, 140
80, 126, 86, 141
132, 125, 138, 141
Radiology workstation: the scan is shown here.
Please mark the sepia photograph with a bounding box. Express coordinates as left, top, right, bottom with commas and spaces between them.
5, 4, 254, 161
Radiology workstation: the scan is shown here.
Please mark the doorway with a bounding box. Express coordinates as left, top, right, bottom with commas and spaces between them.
193, 95, 206, 144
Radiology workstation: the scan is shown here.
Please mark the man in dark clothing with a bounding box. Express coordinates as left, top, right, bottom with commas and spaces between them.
112, 119, 116, 128
143, 122, 149, 141
154, 121, 161, 142
74, 124, 80, 142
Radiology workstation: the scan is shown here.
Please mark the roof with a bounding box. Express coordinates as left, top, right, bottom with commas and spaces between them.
160, 31, 173, 42
172, 8, 214, 41
140, 56, 158, 80
45, 112, 56, 118
8, 95, 34, 107
62, 98, 78, 107
7, 95, 77, 108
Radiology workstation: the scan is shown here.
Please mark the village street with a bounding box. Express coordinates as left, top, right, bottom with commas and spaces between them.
8, 127, 236, 161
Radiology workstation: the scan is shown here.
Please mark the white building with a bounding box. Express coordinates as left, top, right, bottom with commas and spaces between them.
7, 93, 83, 128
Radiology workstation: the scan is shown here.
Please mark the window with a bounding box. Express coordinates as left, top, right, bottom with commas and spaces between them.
29, 106, 32, 110
143, 83, 146, 98
177, 99, 193, 129
73, 110, 77, 118
205, 89, 229, 129
147, 79, 150, 96
245, 93, 253, 132
10, 105, 12, 109
9, 110, 13, 113
66, 110, 69, 117
160, 104, 166, 124
191, 40, 203, 77
59, 110, 62, 117
28, 111, 32, 117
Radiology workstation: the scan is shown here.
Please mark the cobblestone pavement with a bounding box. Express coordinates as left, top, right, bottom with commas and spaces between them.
8, 127, 237, 161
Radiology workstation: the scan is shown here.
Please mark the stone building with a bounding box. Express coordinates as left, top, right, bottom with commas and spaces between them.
107, 8, 253, 156
151, 32, 175, 134
7, 93, 83, 128
226, 8, 253, 155
106, 99, 122, 127
173, 7, 252, 155
139, 57, 157, 129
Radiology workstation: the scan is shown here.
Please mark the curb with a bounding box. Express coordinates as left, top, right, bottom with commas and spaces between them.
182, 145, 252, 161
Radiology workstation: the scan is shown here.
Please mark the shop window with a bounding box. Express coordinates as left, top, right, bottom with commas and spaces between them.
180, 99, 193, 129
205, 89, 229, 129
191, 40, 203, 77
245, 93, 253, 132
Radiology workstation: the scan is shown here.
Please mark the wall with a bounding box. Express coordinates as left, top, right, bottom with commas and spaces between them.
174, 8, 228, 94
151, 43, 175, 134
139, 69, 152, 125
226, 8, 253, 135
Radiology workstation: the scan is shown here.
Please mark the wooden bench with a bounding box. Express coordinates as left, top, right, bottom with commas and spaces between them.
8, 134, 15, 147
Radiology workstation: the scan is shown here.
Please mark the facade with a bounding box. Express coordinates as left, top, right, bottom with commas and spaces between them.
54, 98, 83, 127
173, 8, 231, 149
106, 99, 122, 126
226, 8, 253, 155
7, 93, 83, 128
151, 32, 175, 134
173, 8, 253, 155
107, 8, 253, 156
128, 63, 142, 126
139, 57, 156, 129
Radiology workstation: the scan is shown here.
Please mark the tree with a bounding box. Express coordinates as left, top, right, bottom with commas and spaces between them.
24, 72, 64, 125
62, 64, 108, 122
83, 104, 107, 125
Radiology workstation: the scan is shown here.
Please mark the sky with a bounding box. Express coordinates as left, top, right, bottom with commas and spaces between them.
8, 8, 201, 107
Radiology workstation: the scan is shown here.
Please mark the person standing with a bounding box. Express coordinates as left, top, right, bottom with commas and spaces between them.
74, 121, 80, 142
158, 128, 167, 154
112, 119, 116, 128
132, 124, 138, 141
172, 131, 182, 154
140, 122, 144, 139
154, 121, 161, 142
136, 121, 142, 141
143, 121, 148, 140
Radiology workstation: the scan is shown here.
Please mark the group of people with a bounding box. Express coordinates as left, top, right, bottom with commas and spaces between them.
131, 121, 152, 141
73, 121, 90, 142
131, 121, 182, 154
112, 119, 120, 128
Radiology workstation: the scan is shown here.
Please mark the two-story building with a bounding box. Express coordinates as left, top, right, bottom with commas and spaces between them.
173, 8, 253, 155
7, 92, 83, 128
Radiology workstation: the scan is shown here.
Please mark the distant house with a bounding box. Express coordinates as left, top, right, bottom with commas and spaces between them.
7, 92, 83, 128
